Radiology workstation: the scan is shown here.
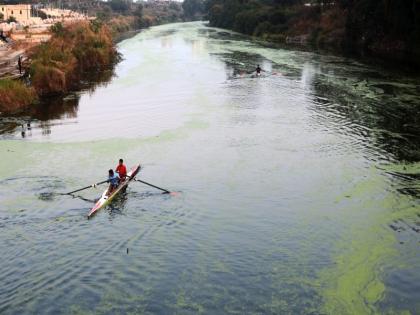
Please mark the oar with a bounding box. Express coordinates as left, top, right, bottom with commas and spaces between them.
64, 180, 109, 195
124, 173, 173, 195
135, 179, 171, 194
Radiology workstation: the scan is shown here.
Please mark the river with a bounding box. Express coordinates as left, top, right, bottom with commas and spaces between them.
0, 21, 419, 314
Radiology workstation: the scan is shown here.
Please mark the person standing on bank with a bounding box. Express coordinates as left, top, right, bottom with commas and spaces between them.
18, 55, 22, 75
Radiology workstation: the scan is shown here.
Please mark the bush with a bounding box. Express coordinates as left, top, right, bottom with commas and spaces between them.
234, 9, 268, 35
268, 9, 286, 25
254, 21, 273, 37
0, 79, 37, 112
50, 22, 65, 36
109, 0, 130, 13
6, 16, 17, 23
29, 21, 116, 96
30, 63, 67, 95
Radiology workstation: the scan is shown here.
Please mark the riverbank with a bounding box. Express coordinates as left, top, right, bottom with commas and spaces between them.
0, 21, 117, 113
205, 1, 420, 68
0, 0, 186, 113
1, 22, 419, 314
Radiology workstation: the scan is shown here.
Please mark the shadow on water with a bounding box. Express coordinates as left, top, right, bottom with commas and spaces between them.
107, 191, 129, 218
305, 68, 420, 162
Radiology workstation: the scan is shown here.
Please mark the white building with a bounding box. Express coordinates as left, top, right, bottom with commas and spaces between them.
0, 4, 31, 22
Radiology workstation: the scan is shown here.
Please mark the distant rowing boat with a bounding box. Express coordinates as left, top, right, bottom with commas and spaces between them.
87, 164, 141, 219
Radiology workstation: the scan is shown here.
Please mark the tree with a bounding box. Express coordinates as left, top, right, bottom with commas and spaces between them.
134, 3, 143, 18
182, 0, 204, 19
50, 22, 65, 36
7, 16, 17, 23
109, 0, 130, 13
96, 6, 112, 21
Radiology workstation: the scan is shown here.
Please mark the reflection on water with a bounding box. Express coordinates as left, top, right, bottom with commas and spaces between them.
0, 67, 115, 139
0, 22, 420, 315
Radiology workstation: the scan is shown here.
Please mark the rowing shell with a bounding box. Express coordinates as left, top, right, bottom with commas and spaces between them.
87, 164, 141, 219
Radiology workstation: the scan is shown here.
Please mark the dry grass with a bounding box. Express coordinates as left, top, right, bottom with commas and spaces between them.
29, 21, 117, 96
0, 21, 117, 112
0, 79, 37, 112
108, 16, 137, 36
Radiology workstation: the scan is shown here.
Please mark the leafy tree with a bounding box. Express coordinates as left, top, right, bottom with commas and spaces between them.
134, 3, 143, 18
50, 22, 65, 36
96, 7, 112, 21
109, 0, 130, 13
7, 16, 17, 23
183, 0, 204, 19
204, 0, 420, 65
234, 9, 268, 34
169, 1, 180, 11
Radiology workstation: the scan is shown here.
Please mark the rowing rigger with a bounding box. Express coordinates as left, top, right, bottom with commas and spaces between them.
58, 164, 173, 219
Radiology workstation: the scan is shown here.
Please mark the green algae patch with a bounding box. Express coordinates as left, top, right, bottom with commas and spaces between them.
175, 290, 204, 314
317, 167, 418, 315
320, 234, 392, 315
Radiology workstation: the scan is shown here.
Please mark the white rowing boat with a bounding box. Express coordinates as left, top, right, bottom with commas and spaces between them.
87, 164, 141, 218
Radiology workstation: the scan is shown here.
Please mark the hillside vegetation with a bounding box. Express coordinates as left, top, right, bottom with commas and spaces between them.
205, 0, 420, 65
0, 21, 116, 112
29, 21, 117, 96
0, 79, 37, 112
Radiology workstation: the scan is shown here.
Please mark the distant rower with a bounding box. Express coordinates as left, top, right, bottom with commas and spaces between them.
255, 65, 262, 75
116, 158, 127, 182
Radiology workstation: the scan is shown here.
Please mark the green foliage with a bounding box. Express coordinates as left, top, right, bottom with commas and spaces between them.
109, 0, 130, 13
6, 16, 17, 23
169, 2, 179, 11
341, 0, 420, 58
50, 22, 65, 36
207, 0, 242, 28
96, 7, 112, 21
34, 9, 48, 20
182, 0, 204, 19
254, 21, 273, 36
133, 3, 143, 18
90, 19, 103, 33
234, 10, 261, 34
205, 0, 420, 64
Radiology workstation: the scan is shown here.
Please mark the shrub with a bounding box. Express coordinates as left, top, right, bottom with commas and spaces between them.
6, 16, 17, 23
0, 79, 37, 112
30, 63, 67, 95
254, 21, 273, 37
50, 22, 65, 36
29, 21, 116, 96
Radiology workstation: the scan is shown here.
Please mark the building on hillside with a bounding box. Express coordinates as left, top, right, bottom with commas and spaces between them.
0, 4, 31, 22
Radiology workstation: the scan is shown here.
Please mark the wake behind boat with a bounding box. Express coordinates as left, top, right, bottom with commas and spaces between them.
87, 164, 141, 219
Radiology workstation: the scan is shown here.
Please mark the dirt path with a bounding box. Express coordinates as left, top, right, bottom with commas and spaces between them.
0, 43, 26, 79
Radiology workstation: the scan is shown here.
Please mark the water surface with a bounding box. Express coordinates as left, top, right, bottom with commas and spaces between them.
1, 22, 419, 314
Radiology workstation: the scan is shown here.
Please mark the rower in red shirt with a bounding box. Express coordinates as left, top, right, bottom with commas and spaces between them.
115, 158, 127, 183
